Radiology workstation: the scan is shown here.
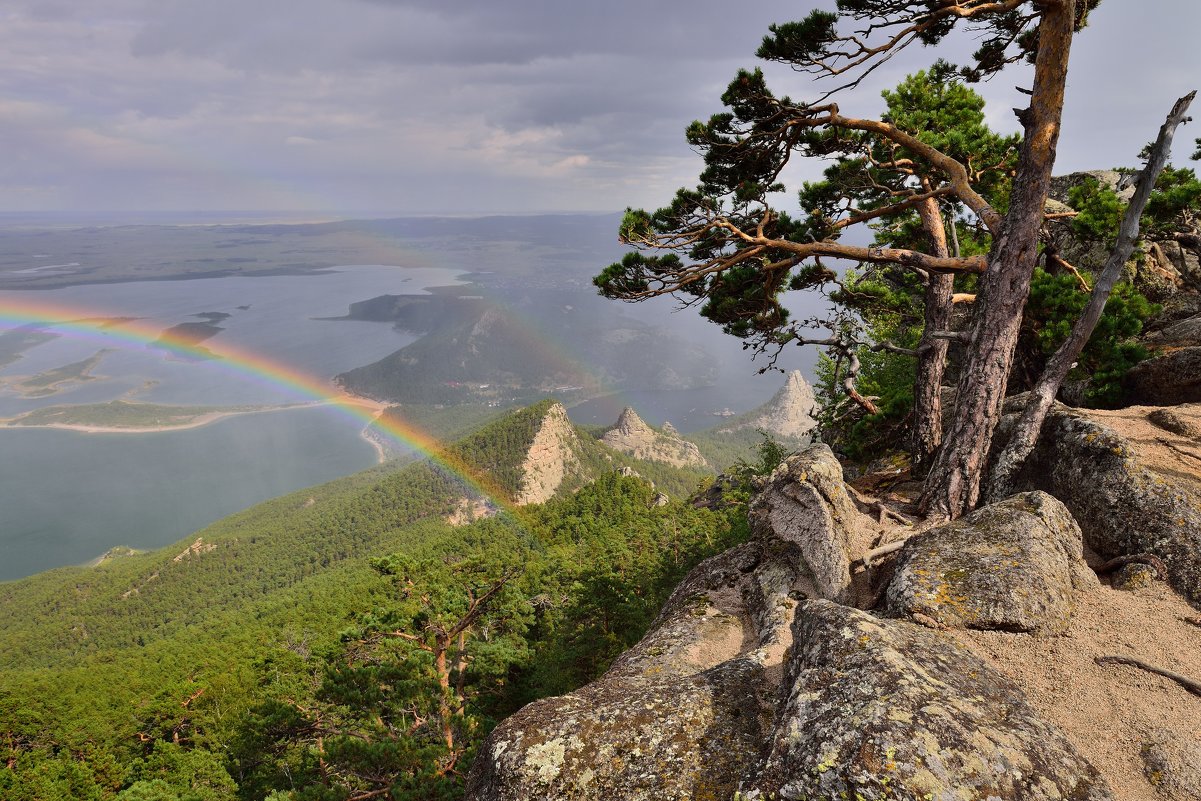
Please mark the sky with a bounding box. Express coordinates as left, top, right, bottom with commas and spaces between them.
2, 0, 1198, 215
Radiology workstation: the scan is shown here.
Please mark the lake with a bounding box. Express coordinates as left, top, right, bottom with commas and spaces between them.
0, 265, 459, 580
0, 260, 814, 581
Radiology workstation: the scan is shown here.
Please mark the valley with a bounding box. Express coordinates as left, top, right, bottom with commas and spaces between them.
0, 215, 816, 580
0, 395, 783, 801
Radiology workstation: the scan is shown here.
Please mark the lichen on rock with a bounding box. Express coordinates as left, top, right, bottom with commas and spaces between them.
885, 491, 1097, 634
748, 444, 869, 605
997, 406, 1201, 606
751, 600, 1114, 801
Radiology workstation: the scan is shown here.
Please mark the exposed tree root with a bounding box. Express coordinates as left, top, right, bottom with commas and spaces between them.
1094, 553, 1169, 582
1095, 655, 1201, 697
856, 539, 908, 570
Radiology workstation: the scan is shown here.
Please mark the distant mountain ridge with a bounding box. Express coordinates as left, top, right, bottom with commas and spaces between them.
334, 293, 718, 405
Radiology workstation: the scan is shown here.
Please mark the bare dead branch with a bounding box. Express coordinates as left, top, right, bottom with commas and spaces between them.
988, 90, 1197, 502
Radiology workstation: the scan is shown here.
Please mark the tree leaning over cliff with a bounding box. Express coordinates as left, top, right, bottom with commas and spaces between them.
596, 0, 1099, 519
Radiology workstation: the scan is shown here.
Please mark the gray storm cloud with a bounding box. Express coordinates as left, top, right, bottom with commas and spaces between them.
0, 0, 1197, 213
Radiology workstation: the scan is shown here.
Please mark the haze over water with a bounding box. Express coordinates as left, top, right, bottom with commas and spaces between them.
0, 255, 808, 581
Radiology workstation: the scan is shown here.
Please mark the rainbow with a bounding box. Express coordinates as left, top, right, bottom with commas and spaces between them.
0, 297, 524, 517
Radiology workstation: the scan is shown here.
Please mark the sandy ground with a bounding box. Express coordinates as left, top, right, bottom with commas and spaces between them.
953, 580, 1201, 801
957, 403, 1201, 799
852, 402, 1201, 799
1085, 402, 1201, 492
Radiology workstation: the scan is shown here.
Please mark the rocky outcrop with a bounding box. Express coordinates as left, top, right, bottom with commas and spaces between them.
1140, 728, 1201, 798
515, 402, 583, 505
172, 537, 216, 563
690, 472, 738, 510
468, 562, 1112, 800
748, 445, 868, 604
1142, 313, 1201, 349
1125, 301, 1201, 406
999, 405, 1201, 606
885, 492, 1097, 635
1123, 347, 1201, 405
754, 600, 1112, 801
446, 497, 496, 526
1147, 408, 1200, 438
1147, 238, 1201, 294
600, 407, 707, 468
465, 659, 769, 801
723, 370, 818, 440
465, 543, 784, 801
1047, 170, 1201, 297
1112, 562, 1159, 591
468, 449, 1113, 800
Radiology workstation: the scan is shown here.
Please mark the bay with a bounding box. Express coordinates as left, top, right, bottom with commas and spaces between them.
0, 266, 462, 580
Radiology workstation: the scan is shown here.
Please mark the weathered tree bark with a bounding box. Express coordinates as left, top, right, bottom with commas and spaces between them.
987, 91, 1196, 501
912, 197, 954, 476
920, 0, 1077, 519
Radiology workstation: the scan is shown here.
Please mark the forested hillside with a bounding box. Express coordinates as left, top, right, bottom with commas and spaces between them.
0, 401, 752, 801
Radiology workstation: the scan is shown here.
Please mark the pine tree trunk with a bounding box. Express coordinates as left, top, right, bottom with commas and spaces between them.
434, 637, 455, 753
919, 0, 1077, 519
911, 198, 953, 476
987, 90, 1197, 501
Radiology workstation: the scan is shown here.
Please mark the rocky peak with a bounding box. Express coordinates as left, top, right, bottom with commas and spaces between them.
731, 370, 818, 439
514, 402, 583, 506
611, 406, 648, 437
601, 407, 707, 468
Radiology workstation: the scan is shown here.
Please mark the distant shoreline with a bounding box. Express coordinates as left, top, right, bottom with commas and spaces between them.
0, 388, 393, 435
0, 403, 318, 434
336, 391, 394, 464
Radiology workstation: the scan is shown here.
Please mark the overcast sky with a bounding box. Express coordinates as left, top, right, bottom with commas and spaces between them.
2, 0, 1198, 215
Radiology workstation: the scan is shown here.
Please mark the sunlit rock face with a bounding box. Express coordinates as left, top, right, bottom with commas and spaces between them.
885, 491, 1098, 635
723, 370, 819, 440
998, 404, 1201, 606
514, 402, 583, 506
